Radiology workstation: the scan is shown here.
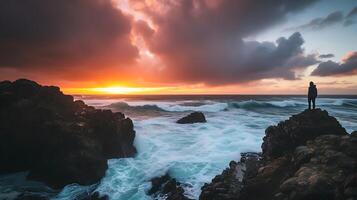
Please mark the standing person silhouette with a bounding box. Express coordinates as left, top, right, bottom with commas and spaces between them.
308, 81, 317, 110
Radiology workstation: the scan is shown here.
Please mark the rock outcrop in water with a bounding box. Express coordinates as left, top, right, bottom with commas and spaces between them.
200, 109, 356, 200
148, 173, 193, 200
0, 79, 137, 188
177, 112, 206, 124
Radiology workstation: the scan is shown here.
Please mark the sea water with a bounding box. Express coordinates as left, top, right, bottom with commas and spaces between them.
1, 95, 357, 200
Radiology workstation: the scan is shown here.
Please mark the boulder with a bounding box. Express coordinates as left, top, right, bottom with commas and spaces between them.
0, 79, 137, 188
177, 112, 206, 124
148, 173, 193, 200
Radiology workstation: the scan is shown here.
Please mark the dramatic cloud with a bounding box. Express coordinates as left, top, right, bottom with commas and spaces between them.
0, 0, 138, 78
319, 54, 335, 59
132, 0, 319, 84
311, 52, 357, 76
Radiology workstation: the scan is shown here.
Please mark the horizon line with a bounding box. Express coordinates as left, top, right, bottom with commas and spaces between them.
69, 93, 357, 96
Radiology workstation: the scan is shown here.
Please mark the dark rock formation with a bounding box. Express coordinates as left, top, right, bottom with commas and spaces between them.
0, 79, 137, 188
148, 173, 193, 200
177, 112, 206, 124
262, 109, 347, 160
200, 109, 356, 200
200, 153, 261, 200
276, 134, 357, 200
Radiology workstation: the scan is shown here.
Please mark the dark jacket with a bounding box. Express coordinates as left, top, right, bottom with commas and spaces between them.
308, 85, 317, 98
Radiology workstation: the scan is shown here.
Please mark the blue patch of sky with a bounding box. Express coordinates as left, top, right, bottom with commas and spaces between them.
250, 0, 357, 62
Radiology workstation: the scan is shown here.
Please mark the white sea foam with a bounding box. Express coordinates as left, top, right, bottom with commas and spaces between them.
54, 105, 289, 200
93, 112, 268, 200
0, 97, 351, 200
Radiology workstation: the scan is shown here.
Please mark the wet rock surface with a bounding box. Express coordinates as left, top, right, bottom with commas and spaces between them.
148, 173, 193, 200
262, 109, 347, 160
177, 112, 206, 124
200, 109, 356, 200
0, 79, 137, 188
199, 153, 261, 200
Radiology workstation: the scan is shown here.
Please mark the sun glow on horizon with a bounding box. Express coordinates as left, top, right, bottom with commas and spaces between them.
92, 86, 146, 94
62, 85, 174, 95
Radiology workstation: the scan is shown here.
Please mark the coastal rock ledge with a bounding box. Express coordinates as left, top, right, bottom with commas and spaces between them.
0, 79, 137, 188
200, 109, 357, 200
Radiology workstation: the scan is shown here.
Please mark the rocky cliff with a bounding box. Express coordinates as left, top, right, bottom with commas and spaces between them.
200, 109, 356, 200
0, 79, 137, 188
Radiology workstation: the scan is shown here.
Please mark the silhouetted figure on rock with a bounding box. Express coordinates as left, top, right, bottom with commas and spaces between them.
308, 81, 317, 110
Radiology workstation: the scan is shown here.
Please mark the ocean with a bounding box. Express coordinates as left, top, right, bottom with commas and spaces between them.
1, 95, 357, 200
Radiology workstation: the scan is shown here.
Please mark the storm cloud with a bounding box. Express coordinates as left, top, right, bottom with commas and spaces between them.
311, 52, 357, 76
0, 0, 325, 85
0, 0, 138, 76
132, 0, 319, 84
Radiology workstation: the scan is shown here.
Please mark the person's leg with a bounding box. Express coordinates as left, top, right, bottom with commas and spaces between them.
312, 98, 316, 109
308, 98, 311, 110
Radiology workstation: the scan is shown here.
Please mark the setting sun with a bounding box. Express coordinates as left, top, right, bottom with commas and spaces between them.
62, 85, 173, 95
91, 86, 147, 94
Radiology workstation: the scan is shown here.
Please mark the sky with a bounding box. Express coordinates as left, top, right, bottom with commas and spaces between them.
0, 0, 356, 94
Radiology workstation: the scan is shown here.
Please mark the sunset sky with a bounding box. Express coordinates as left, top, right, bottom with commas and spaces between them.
0, 0, 356, 94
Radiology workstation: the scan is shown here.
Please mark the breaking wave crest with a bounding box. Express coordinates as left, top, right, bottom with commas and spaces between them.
106, 102, 166, 112
105, 101, 227, 113
228, 100, 303, 109
103, 99, 357, 114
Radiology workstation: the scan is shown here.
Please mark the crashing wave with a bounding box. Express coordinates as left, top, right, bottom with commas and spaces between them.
105, 102, 167, 112
228, 100, 304, 109
228, 99, 357, 110
105, 101, 228, 113
102, 98, 357, 114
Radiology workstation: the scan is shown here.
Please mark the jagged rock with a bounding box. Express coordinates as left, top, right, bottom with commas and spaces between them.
200, 109, 357, 200
262, 109, 347, 160
0, 79, 137, 188
274, 134, 355, 200
199, 153, 261, 200
177, 112, 206, 124
148, 173, 192, 200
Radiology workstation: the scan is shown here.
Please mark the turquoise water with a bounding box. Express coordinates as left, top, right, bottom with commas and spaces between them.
1, 96, 357, 200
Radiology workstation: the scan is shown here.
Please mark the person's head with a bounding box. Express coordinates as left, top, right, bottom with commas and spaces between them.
309, 81, 314, 87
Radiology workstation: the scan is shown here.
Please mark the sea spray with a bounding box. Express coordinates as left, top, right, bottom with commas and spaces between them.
2, 96, 355, 199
